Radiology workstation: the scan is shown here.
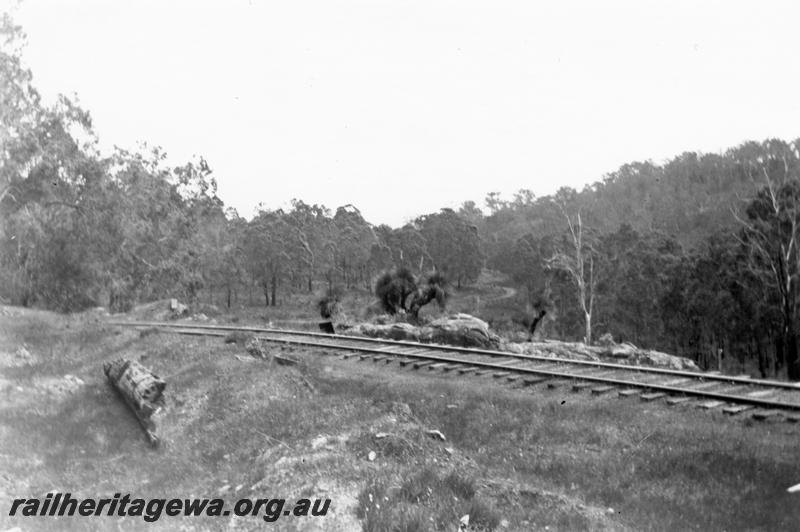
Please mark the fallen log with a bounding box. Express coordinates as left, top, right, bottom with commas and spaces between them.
103, 358, 166, 447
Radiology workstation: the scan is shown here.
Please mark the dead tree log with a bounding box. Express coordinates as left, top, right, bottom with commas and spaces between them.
103, 358, 166, 447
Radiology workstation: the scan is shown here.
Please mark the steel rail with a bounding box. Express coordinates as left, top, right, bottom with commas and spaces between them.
112, 322, 800, 412
109, 320, 800, 391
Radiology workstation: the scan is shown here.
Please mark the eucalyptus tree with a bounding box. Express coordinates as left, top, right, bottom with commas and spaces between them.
733, 139, 800, 379
417, 208, 483, 288
331, 204, 375, 289
547, 188, 602, 345
245, 208, 292, 306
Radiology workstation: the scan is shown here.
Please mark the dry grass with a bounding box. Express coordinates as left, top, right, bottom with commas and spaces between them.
356, 467, 499, 532
1, 306, 799, 531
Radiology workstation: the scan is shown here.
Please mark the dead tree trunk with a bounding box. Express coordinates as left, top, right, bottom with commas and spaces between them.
103, 358, 166, 447
528, 310, 547, 341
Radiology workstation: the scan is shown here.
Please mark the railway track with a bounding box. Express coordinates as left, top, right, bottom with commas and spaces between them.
110, 320, 800, 422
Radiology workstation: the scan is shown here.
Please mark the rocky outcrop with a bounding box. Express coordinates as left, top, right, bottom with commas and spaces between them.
597, 342, 698, 370
350, 313, 500, 348
501, 339, 699, 371
350, 314, 698, 370
169, 298, 188, 317
353, 322, 421, 342
502, 341, 600, 361
423, 314, 501, 348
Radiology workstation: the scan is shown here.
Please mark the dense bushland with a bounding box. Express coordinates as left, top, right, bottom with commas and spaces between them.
3, 13, 800, 378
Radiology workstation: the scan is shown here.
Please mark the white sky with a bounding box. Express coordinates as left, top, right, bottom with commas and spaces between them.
6, 0, 800, 226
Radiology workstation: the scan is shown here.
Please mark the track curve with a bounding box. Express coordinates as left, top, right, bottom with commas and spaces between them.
109, 320, 800, 421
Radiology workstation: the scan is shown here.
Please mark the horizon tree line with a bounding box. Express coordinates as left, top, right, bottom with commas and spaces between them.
3, 13, 800, 378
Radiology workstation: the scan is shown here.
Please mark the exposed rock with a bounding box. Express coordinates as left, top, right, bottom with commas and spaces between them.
501, 339, 698, 370
595, 337, 699, 370
169, 299, 188, 317
502, 343, 525, 354
351, 313, 501, 349
600, 342, 639, 359
423, 314, 501, 348
620, 348, 699, 371
351, 313, 696, 370
354, 322, 420, 342
425, 429, 446, 441
171, 303, 188, 317
502, 341, 599, 362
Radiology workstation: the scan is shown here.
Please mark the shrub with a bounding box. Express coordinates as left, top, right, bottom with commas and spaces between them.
375, 268, 417, 314
317, 286, 343, 319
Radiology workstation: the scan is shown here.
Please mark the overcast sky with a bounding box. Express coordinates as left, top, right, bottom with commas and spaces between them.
7, 0, 800, 226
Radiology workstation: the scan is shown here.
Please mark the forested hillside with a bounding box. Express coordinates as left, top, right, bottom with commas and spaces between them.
2, 13, 800, 380
479, 140, 800, 380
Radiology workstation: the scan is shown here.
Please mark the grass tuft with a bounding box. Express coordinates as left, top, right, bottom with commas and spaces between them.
357, 468, 499, 532
398, 468, 439, 503
442, 471, 476, 500
138, 327, 161, 339
463, 498, 501, 531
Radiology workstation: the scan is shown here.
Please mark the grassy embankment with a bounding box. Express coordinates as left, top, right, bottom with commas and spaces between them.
1, 305, 799, 531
